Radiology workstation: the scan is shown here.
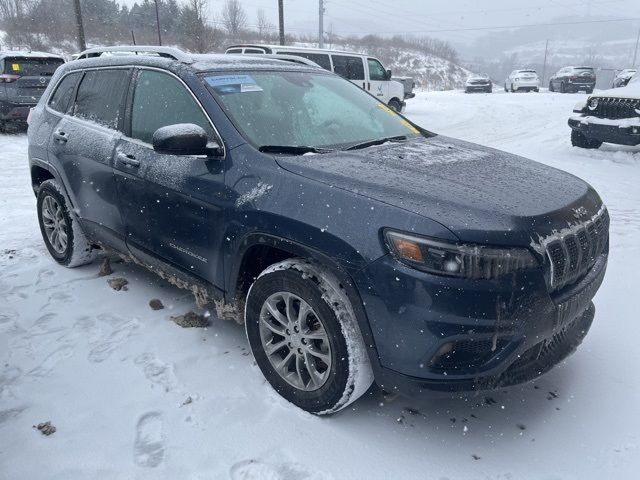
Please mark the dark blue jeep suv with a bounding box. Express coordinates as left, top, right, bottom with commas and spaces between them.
27, 46, 609, 414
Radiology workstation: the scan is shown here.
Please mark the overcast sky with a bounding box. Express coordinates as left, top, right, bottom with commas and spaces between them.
120, 0, 640, 45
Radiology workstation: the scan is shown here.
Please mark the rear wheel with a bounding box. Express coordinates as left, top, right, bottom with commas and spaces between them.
388, 98, 402, 112
571, 129, 602, 149
245, 259, 373, 415
586, 88, 594, 94
37, 179, 96, 267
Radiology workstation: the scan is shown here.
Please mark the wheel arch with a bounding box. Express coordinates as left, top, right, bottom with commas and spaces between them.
228, 232, 382, 372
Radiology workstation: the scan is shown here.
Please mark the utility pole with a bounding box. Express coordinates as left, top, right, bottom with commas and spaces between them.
72, 0, 86, 52
278, 0, 285, 45
319, 0, 325, 48
633, 27, 640, 68
541, 39, 549, 86
154, 0, 162, 46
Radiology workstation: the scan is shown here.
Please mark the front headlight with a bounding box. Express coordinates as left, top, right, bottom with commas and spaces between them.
573, 100, 587, 113
588, 97, 599, 110
384, 230, 538, 280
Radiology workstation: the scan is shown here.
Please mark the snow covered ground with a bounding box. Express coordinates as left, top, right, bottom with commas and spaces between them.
1, 90, 639, 479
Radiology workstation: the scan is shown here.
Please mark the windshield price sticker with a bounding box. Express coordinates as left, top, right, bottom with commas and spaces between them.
205, 74, 263, 93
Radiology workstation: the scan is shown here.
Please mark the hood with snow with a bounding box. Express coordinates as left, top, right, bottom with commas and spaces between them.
275, 136, 603, 246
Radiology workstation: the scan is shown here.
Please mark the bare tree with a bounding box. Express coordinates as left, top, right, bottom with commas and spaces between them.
222, 0, 246, 37
256, 8, 272, 39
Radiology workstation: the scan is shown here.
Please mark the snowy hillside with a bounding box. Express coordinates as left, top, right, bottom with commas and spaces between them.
331, 43, 473, 90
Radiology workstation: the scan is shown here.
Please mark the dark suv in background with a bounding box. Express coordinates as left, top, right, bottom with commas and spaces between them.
1, 51, 64, 130
28, 46, 609, 415
549, 66, 596, 93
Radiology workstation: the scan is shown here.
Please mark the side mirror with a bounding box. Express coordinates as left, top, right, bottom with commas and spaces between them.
152, 123, 223, 157
386, 69, 392, 80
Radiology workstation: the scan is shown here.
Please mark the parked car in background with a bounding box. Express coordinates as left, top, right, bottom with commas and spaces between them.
1, 51, 64, 130
569, 73, 640, 148
391, 76, 416, 99
612, 68, 637, 88
549, 66, 596, 94
504, 69, 540, 92
224, 44, 406, 112
29, 46, 608, 415
465, 74, 492, 93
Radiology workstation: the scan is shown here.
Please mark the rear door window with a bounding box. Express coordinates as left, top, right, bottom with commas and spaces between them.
48, 72, 81, 113
226, 48, 242, 54
244, 49, 265, 54
3, 57, 64, 76
279, 51, 332, 70
130, 69, 214, 144
331, 55, 365, 80
73, 69, 129, 129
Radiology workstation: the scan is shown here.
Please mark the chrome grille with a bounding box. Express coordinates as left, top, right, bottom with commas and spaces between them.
589, 97, 640, 119
544, 207, 609, 292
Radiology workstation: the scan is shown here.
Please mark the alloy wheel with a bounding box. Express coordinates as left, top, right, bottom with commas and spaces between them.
258, 291, 332, 391
41, 195, 68, 254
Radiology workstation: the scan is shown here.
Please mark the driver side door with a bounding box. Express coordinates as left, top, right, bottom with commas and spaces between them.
366, 58, 389, 104
113, 68, 227, 286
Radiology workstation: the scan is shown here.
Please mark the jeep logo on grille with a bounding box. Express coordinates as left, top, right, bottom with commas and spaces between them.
573, 206, 589, 219
39, 77, 46, 85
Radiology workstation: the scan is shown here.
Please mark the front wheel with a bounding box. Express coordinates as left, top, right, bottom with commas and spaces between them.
571, 129, 603, 149
37, 179, 96, 267
245, 259, 374, 415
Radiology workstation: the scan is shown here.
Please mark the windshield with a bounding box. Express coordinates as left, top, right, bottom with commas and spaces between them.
3, 57, 64, 76
629, 72, 640, 85
202, 70, 421, 150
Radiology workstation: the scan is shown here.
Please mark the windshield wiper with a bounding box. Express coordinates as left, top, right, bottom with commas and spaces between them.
345, 135, 408, 151
258, 145, 335, 155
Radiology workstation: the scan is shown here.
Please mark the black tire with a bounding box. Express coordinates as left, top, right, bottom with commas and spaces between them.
504, 83, 508, 92
388, 98, 402, 112
534, 87, 540, 92
571, 129, 603, 149
586, 88, 594, 94
511, 84, 516, 93
487, 87, 492, 93
549, 81, 555, 92
0, 120, 6, 133
245, 259, 373, 415
37, 179, 96, 267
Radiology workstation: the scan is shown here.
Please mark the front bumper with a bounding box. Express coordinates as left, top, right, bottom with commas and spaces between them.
569, 116, 640, 146
354, 251, 607, 395
0, 100, 36, 121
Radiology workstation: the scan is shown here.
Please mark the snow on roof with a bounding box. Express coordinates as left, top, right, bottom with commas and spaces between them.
0, 50, 64, 60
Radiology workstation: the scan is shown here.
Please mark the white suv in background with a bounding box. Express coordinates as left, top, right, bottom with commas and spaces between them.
504, 69, 540, 93
225, 44, 406, 112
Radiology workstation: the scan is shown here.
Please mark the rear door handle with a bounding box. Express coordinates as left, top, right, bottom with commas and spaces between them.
116, 153, 140, 168
53, 130, 67, 143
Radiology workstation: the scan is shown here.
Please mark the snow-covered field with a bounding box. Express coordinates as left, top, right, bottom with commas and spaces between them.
1, 90, 639, 479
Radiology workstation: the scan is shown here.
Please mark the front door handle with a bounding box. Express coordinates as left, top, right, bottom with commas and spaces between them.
53, 130, 67, 143
116, 153, 140, 168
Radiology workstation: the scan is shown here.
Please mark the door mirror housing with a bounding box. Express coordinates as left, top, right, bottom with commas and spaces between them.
152, 123, 223, 157
386, 69, 392, 80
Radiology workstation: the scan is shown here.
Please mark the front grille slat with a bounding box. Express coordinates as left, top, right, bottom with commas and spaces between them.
544, 208, 609, 292
590, 97, 640, 119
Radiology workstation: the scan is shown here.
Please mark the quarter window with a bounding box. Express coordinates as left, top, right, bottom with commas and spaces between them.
73, 69, 129, 129
131, 69, 214, 145
367, 58, 387, 81
48, 72, 81, 113
279, 51, 332, 71
244, 49, 265, 54
331, 55, 365, 80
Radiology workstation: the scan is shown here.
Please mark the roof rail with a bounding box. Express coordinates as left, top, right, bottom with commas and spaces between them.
76, 45, 192, 63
